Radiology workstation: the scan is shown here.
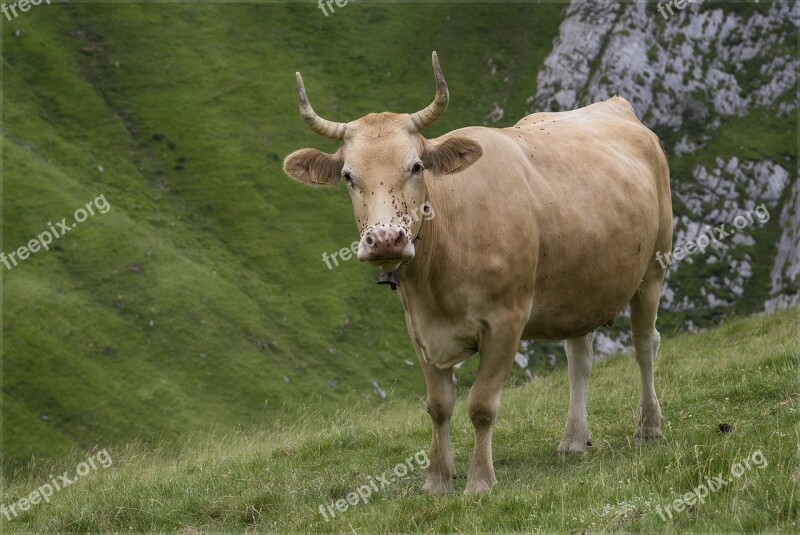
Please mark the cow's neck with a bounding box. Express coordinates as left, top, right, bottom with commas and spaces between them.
398, 184, 456, 293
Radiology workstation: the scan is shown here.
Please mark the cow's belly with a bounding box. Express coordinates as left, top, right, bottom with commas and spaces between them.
522, 288, 635, 340
519, 160, 659, 338
522, 226, 653, 340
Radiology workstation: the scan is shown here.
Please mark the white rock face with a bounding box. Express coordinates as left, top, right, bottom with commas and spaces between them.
594, 331, 631, 357
766, 178, 800, 312
534, 1, 798, 128
667, 156, 790, 311
534, 0, 623, 114
484, 103, 504, 124
370, 380, 387, 399
531, 0, 798, 318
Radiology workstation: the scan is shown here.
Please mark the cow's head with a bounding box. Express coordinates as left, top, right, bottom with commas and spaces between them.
283, 52, 483, 272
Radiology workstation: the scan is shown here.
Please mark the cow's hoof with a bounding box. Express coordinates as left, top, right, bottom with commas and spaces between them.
557, 436, 590, 455
463, 477, 495, 494
633, 427, 662, 447
422, 478, 452, 494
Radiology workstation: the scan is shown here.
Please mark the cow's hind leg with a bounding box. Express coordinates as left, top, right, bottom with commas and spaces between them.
630, 274, 665, 445
419, 359, 456, 494
558, 332, 593, 455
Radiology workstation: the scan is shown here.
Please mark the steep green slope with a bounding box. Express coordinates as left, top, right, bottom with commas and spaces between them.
2, 2, 565, 474
2, 307, 796, 533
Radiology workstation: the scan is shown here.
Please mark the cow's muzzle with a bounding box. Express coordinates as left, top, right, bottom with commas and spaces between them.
358, 226, 415, 271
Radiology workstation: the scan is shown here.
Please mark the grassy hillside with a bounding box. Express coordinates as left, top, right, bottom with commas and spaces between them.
1, 307, 796, 533
1, 2, 567, 473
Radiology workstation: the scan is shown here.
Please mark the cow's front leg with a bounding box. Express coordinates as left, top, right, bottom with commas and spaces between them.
419, 359, 456, 494
464, 324, 520, 494
558, 333, 594, 455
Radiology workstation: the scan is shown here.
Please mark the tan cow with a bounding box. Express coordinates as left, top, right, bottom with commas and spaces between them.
284, 52, 672, 494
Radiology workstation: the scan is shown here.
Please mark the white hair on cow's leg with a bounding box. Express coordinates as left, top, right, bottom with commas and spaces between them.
558, 332, 593, 455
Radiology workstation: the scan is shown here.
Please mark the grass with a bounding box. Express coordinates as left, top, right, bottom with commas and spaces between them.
1, 2, 565, 474
1, 307, 797, 533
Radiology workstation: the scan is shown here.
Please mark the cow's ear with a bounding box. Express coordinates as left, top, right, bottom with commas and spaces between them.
283, 148, 343, 186
422, 137, 483, 175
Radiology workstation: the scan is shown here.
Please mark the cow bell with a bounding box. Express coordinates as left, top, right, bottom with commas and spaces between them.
377, 270, 401, 291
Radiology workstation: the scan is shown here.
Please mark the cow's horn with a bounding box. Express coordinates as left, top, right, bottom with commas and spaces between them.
295, 72, 346, 140
410, 51, 449, 131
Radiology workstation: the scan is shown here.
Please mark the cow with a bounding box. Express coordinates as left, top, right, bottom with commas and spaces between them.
283, 52, 672, 494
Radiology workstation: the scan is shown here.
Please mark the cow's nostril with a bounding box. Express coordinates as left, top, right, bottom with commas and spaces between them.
393, 232, 405, 247
365, 234, 375, 246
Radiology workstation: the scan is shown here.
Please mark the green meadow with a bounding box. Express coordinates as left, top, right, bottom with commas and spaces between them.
2, 308, 797, 532
2, 2, 797, 533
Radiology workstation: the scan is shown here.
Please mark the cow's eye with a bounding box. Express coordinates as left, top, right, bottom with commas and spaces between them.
342, 171, 353, 185
411, 162, 424, 175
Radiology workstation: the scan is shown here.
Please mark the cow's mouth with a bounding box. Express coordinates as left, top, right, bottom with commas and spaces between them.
358, 229, 416, 271
367, 255, 405, 272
